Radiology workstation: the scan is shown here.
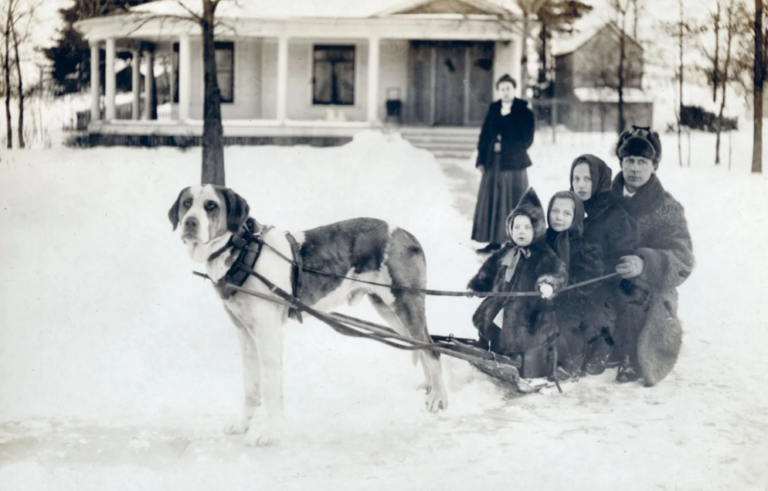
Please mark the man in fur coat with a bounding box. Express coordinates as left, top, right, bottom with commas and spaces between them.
468, 188, 568, 378
610, 126, 695, 386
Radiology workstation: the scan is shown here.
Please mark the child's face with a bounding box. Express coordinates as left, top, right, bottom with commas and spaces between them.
510, 215, 534, 247
571, 163, 593, 201
549, 197, 575, 232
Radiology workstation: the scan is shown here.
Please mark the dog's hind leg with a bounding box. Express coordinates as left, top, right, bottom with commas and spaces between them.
223, 309, 262, 435
369, 293, 448, 412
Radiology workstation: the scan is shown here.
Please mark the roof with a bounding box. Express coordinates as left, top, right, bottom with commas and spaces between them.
130, 0, 521, 19
552, 21, 643, 57
574, 87, 651, 103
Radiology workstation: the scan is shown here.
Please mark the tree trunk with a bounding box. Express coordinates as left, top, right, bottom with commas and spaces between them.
11, 17, 23, 149
617, 13, 627, 134
715, 1, 733, 166
538, 23, 548, 84
753, 0, 763, 173
713, 2, 720, 103
4, 1, 12, 149
677, 0, 684, 167
520, 9, 530, 99
200, 0, 225, 186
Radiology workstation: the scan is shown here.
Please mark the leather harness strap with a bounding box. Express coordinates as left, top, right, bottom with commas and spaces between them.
213, 221, 305, 319
284, 231, 304, 323
214, 218, 268, 300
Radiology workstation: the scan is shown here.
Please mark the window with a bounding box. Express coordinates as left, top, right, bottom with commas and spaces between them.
313, 45, 355, 105
215, 41, 235, 103
171, 42, 234, 103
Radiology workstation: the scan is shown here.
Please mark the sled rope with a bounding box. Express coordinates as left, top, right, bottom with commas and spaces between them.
253, 235, 620, 298
193, 270, 522, 369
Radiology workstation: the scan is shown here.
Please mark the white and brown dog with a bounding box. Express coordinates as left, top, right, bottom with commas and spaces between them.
168, 184, 448, 446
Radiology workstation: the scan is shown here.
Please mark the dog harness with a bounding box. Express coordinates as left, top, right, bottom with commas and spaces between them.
212, 218, 304, 322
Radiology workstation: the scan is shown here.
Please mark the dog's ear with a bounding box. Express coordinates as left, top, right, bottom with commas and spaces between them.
168, 187, 189, 231
219, 187, 250, 232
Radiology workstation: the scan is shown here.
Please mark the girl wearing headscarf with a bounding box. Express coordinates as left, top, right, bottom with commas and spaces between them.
570, 154, 640, 375
545, 191, 604, 377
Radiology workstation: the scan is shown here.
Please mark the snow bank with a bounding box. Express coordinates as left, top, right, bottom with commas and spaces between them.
1, 129, 767, 490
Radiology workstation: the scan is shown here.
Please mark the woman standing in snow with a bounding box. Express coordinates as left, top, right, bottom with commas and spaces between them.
609, 126, 694, 386
569, 154, 639, 374
472, 74, 536, 254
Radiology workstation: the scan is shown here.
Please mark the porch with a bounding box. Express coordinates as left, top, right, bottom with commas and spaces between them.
76, 1, 523, 141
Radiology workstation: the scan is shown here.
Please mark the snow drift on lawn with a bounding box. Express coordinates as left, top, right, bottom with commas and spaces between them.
1, 130, 767, 490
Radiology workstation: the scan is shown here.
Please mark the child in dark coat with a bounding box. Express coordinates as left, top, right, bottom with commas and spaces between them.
468, 188, 568, 378
570, 154, 640, 374
545, 191, 604, 377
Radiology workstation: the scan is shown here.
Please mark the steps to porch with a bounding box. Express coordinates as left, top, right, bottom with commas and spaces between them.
400, 127, 480, 161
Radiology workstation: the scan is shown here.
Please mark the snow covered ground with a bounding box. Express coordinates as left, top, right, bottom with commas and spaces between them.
1, 129, 767, 490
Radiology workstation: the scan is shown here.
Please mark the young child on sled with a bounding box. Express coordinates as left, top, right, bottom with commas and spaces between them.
545, 191, 604, 379
467, 188, 568, 379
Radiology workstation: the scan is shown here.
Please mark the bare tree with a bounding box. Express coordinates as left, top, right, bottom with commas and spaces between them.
753, 0, 763, 173
611, 0, 632, 133
712, 2, 721, 102
4, 0, 12, 149
9, 0, 37, 149
166, 0, 225, 185
714, 0, 740, 165
516, 0, 549, 99
678, 0, 685, 166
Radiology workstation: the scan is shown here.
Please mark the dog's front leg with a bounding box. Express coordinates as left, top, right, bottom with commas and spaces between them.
223, 316, 262, 435
241, 307, 284, 447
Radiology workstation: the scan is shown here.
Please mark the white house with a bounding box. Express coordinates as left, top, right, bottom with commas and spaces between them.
74, 0, 524, 144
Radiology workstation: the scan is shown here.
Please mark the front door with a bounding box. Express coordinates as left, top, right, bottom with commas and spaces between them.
406, 41, 494, 126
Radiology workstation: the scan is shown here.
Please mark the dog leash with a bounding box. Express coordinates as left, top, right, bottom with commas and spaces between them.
252, 232, 620, 298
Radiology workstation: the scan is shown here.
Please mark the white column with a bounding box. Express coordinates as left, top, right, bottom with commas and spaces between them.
105, 38, 116, 120
144, 48, 155, 120
367, 36, 380, 124
178, 36, 191, 121
168, 44, 176, 118
90, 41, 100, 121
276, 36, 289, 123
131, 48, 141, 120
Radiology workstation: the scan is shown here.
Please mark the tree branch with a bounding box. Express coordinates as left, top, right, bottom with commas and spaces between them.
175, 0, 203, 22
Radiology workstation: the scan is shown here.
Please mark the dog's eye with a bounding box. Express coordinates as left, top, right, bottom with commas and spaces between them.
182, 199, 192, 208
204, 201, 218, 212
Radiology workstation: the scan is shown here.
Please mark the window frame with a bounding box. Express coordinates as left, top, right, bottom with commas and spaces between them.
312, 44, 356, 106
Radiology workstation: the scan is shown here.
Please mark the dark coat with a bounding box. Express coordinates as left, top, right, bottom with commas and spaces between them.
546, 228, 604, 373
475, 99, 535, 171
468, 241, 567, 358
611, 172, 695, 386
570, 155, 640, 348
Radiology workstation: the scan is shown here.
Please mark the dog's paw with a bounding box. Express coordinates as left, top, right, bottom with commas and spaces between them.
222, 417, 250, 435
243, 423, 279, 447
425, 389, 448, 413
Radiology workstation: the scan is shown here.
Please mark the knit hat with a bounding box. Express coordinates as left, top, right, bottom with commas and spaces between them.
570, 154, 612, 197
616, 126, 662, 166
506, 188, 547, 243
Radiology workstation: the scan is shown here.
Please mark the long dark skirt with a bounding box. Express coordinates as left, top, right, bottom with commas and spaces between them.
472, 155, 529, 244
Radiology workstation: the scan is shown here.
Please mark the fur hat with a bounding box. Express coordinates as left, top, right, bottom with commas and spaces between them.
616, 126, 662, 166
506, 188, 547, 243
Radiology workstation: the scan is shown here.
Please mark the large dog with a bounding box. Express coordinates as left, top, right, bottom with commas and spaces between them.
168, 184, 448, 446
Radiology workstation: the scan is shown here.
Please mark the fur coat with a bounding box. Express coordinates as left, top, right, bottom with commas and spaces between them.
571, 155, 641, 350
475, 99, 535, 171
610, 172, 695, 385
468, 189, 567, 377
